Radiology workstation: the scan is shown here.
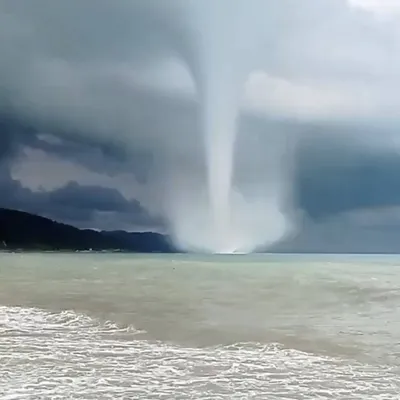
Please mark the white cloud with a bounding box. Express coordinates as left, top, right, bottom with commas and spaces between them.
243, 71, 375, 120
348, 0, 400, 18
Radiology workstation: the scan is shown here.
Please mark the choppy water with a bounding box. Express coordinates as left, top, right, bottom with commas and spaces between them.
0, 253, 400, 399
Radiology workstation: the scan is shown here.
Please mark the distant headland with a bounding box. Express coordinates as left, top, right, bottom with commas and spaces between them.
1, 208, 398, 255
0, 208, 176, 253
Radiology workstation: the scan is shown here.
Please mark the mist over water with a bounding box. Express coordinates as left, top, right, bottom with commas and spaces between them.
164, 1, 293, 253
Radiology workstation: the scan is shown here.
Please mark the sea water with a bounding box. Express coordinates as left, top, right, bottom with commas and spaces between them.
0, 253, 399, 399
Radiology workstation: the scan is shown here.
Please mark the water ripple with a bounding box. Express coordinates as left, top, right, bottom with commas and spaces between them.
1, 306, 399, 399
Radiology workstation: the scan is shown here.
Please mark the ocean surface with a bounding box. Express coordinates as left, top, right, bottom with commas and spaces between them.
0, 253, 400, 399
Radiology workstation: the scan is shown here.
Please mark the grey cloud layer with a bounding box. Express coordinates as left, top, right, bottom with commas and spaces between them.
3, 113, 400, 227
0, 165, 159, 231
1, 1, 400, 239
2, 0, 400, 134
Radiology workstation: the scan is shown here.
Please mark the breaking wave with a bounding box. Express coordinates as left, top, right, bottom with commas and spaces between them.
1, 306, 399, 399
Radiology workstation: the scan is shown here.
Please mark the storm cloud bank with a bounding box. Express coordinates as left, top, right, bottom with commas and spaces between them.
1, 1, 400, 251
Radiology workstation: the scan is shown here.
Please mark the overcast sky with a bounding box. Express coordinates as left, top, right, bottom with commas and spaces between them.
2, 0, 400, 251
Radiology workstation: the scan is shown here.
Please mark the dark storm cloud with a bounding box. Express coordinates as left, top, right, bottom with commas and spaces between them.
48, 181, 140, 214
3, 110, 400, 229
1, 0, 399, 161
0, 170, 159, 230
0, 117, 33, 161
1, 0, 399, 145
0, 84, 200, 185
0, 0, 189, 163
296, 135, 400, 220
30, 134, 154, 184
2, 0, 400, 240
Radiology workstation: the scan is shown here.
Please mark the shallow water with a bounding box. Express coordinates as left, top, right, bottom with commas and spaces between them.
0, 253, 400, 399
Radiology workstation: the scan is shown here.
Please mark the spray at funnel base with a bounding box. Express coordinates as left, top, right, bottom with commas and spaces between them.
163, 64, 293, 254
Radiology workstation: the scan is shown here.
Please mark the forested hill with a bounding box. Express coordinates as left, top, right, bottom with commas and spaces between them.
0, 208, 175, 252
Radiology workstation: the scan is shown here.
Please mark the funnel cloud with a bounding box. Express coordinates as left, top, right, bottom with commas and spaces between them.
160, 1, 294, 253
